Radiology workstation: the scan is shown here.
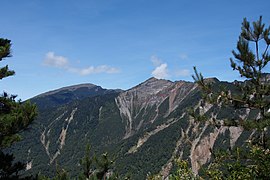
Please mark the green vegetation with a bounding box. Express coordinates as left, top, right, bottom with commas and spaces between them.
38, 144, 118, 180
147, 160, 198, 180
0, 38, 37, 179
147, 15, 270, 180
2, 16, 270, 179
190, 16, 270, 179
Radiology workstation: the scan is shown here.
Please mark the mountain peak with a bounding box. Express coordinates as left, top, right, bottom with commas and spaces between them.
31, 83, 122, 109
145, 77, 158, 82
36, 83, 98, 98
123, 77, 173, 96
141, 77, 171, 85
204, 77, 219, 83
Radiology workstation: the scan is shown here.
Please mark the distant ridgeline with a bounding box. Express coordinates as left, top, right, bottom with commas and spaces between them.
7, 76, 269, 179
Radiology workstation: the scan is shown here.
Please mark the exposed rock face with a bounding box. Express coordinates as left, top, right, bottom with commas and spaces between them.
115, 78, 197, 138
10, 77, 252, 179
40, 108, 77, 164
115, 78, 174, 138
114, 78, 250, 177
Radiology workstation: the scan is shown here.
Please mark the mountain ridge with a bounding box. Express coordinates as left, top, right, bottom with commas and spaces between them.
34, 83, 98, 98
8, 76, 256, 179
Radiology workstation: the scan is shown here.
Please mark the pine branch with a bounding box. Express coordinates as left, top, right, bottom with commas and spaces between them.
0, 66, 15, 80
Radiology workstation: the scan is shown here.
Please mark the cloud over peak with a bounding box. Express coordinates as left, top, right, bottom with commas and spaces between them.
151, 63, 169, 79
151, 55, 169, 79
150, 55, 190, 79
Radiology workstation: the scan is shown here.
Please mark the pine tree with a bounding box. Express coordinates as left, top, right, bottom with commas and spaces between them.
0, 39, 14, 80
0, 38, 37, 179
192, 16, 270, 179
94, 152, 115, 179
79, 144, 93, 179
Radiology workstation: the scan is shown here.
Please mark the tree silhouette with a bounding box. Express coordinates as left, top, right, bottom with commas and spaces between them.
193, 16, 270, 179
0, 38, 37, 179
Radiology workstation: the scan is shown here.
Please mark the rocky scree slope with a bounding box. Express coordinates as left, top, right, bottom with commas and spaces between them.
9, 78, 254, 179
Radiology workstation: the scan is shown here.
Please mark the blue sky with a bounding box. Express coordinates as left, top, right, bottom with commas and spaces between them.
1, 0, 270, 100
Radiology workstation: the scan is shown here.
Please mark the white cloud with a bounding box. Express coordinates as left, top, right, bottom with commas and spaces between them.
151, 63, 169, 79
150, 55, 169, 79
69, 65, 120, 76
43, 52, 120, 76
43, 52, 69, 68
150, 55, 190, 79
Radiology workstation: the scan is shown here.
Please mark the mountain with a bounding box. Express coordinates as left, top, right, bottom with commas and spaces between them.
31, 83, 122, 110
8, 78, 253, 179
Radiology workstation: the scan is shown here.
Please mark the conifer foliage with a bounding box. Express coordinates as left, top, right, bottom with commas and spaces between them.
192, 16, 270, 179
193, 16, 270, 132
0, 38, 37, 179
0, 39, 14, 80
